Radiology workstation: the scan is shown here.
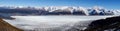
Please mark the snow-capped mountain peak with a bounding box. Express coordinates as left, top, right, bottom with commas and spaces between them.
0, 6, 118, 15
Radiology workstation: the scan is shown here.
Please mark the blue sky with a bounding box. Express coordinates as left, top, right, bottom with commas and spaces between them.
0, 0, 120, 9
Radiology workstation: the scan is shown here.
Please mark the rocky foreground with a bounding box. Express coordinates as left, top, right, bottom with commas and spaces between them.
0, 18, 23, 31
83, 16, 120, 31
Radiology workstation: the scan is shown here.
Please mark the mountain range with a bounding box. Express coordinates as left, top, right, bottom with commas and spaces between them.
0, 6, 119, 16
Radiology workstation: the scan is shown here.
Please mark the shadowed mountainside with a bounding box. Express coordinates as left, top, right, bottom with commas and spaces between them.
0, 14, 15, 20
84, 16, 120, 31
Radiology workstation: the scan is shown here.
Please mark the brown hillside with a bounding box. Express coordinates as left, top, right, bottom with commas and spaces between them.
0, 18, 23, 31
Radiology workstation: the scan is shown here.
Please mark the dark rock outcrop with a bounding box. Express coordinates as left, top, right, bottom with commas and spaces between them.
84, 16, 120, 31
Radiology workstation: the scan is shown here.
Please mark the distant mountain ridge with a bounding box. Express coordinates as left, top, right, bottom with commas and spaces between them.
0, 6, 119, 16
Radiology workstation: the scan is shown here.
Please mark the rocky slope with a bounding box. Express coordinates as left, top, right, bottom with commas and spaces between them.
0, 18, 23, 31
84, 16, 120, 31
